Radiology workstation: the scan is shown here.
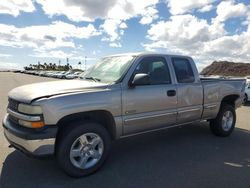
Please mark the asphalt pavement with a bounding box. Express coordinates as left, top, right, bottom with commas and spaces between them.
0, 72, 250, 188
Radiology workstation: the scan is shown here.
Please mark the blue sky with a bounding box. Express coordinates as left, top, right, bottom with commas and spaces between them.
0, 0, 250, 71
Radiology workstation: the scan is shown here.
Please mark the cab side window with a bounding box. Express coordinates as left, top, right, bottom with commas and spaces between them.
135, 57, 171, 85
172, 58, 195, 83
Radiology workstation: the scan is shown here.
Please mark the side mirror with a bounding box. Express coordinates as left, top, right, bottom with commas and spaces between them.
129, 73, 150, 87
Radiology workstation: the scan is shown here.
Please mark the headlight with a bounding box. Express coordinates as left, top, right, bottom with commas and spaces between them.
18, 104, 43, 114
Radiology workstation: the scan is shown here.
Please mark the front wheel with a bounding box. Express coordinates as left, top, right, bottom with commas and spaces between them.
210, 104, 236, 137
56, 122, 111, 177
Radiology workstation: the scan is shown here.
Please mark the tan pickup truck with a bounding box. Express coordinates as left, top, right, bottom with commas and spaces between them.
3, 53, 246, 177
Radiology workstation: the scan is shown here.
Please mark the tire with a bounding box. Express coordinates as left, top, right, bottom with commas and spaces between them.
210, 104, 236, 137
56, 122, 111, 177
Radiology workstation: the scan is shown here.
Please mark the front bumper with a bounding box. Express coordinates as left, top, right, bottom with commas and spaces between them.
3, 114, 57, 157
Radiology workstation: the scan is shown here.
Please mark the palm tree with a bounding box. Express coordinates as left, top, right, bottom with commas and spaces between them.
49, 63, 52, 70
38, 61, 41, 70
44, 62, 47, 70
33, 64, 38, 70
53, 63, 56, 70
78, 61, 82, 69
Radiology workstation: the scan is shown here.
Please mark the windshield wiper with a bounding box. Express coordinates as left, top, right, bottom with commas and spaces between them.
83, 76, 101, 82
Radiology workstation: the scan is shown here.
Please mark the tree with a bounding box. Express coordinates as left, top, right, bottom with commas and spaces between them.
38, 61, 41, 70
24, 60, 75, 71
78, 61, 82, 70
53, 63, 56, 70
44, 62, 47, 69
49, 63, 52, 69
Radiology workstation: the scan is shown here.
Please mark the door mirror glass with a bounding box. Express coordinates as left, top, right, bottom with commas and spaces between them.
131, 73, 150, 86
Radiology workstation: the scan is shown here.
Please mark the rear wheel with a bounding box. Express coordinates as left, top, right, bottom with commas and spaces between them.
210, 104, 236, 137
56, 122, 111, 177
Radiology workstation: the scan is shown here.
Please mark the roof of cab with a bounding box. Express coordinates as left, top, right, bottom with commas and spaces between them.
105, 52, 190, 58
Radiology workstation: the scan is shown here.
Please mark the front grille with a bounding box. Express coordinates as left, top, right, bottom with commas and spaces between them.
8, 98, 19, 112
7, 98, 20, 125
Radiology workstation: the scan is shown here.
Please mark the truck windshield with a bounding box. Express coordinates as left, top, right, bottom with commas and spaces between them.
80, 55, 134, 83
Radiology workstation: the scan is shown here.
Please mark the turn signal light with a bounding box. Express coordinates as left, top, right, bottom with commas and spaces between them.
19, 119, 45, 128
31, 121, 45, 128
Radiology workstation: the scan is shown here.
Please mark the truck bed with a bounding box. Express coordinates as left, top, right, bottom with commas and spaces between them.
200, 77, 245, 120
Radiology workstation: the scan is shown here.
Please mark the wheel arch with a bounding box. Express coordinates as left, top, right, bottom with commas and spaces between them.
221, 94, 239, 108
56, 110, 117, 141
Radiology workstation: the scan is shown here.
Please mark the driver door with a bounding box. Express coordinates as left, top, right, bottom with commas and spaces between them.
122, 56, 177, 135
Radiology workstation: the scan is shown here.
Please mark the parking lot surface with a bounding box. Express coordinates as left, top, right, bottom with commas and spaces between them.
0, 72, 250, 188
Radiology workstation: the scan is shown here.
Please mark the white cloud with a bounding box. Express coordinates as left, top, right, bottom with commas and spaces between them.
1, 0, 250, 69
198, 4, 213, 13
36, 0, 159, 46
0, 53, 12, 58
0, 21, 100, 50
166, 0, 215, 15
0, 0, 35, 16
71, 56, 97, 61
139, 6, 159, 25
0, 62, 21, 69
203, 29, 250, 62
100, 19, 122, 42
30, 49, 74, 58
214, 0, 248, 22
36, 0, 118, 22
143, 12, 250, 68
36, 0, 159, 22
102, 0, 159, 45
109, 42, 121, 48
100, 0, 159, 45
99, 20, 126, 47
120, 22, 127, 29
146, 15, 224, 49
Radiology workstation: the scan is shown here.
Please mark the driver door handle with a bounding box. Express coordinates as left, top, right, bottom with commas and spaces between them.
167, 90, 176, 97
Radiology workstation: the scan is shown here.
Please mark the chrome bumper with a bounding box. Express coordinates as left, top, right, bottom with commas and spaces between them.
4, 128, 55, 156
3, 115, 56, 157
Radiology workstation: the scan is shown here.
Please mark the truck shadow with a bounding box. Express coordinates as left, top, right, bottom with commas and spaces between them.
1, 123, 250, 188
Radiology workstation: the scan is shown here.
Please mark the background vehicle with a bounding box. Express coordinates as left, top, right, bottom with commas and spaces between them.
54, 71, 73, 79
50, 71, 62, 78
66, 72, 82, 79
3, 53, 246, 177
244, 81, 250, 104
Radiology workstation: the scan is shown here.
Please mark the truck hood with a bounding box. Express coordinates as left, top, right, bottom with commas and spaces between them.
8, 80, 109, 103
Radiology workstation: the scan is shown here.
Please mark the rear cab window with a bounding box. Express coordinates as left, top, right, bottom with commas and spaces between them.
172, 57, 195, 83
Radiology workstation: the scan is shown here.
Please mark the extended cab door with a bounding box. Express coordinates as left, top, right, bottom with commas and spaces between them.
121, 56, 177, 135
170, 57, 203, 124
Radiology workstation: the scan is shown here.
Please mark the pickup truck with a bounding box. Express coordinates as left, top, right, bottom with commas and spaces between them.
3, 53, 246, 177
